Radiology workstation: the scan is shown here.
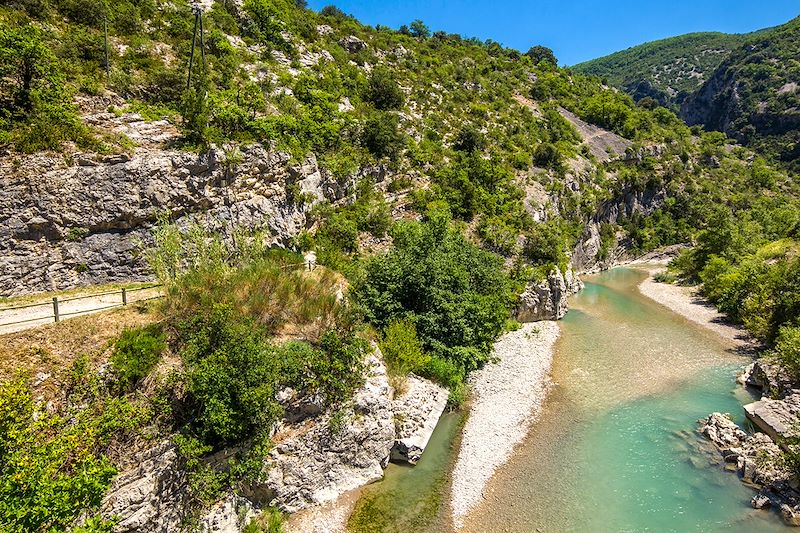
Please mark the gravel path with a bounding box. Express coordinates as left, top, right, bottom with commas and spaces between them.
638, 269, 753, 348
0, 286, 161, 335
450, 321, 560, 528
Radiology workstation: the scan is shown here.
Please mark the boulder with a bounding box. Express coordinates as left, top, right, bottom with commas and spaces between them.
744, 391, 800, 446
516, 268, 569, 322
390, 374, 449, 464
338, 35, 366, 53
740, 360, 795, 398
752, 493, 772, 509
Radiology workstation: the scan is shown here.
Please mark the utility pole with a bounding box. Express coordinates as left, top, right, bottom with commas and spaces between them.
104, 17, 110, 77
187, 4, 206, 89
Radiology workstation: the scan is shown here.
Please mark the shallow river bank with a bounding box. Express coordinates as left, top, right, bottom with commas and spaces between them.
315, 267, 790, 531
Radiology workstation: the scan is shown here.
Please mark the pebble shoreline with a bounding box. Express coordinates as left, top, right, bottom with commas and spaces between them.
450, 321, 560, 528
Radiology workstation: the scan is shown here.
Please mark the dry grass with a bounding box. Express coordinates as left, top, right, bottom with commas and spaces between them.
0, 302, 160, 397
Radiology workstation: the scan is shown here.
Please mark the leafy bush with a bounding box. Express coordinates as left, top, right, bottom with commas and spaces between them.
178, 304, 366, 449
361, 112, 404, 159
380, 320, 430, 375
0, 377, 143, 532
180, 305, 285, 447
453, 125, 486, 153
353, 210, 513, 376
772, 326, 800, 378
111, 325, 166, 389
363, 67, 404, 111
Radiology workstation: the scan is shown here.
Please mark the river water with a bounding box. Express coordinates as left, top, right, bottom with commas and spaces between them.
353, 267, 790, 532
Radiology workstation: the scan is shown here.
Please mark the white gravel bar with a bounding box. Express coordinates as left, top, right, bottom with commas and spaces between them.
450, 321, 560, 528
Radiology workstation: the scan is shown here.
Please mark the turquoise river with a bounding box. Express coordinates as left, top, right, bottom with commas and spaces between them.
353, 267, 792, 532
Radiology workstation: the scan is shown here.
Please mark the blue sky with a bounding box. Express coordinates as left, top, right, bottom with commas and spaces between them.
306, 0, 799, 65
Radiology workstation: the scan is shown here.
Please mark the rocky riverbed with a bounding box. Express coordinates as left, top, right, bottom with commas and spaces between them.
450, 321, 560, 528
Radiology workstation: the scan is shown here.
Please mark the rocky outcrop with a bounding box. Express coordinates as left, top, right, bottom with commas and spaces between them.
338, 35, 367, 53
253, 353, 395, 513
390, 374, 449, 464
572, 185, 668, 272
99, 441, 189, 533
740, 360, 795, 399
96, 351, 399, 531
0, 144, 347, 296
744, 392, 800, 445
516, 267, 581, 322
700, 412, 800, 526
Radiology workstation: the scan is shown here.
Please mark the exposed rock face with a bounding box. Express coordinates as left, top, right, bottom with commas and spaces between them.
744, 392, 800, 445
198, 495, 258, 533
100, 441, 188, 533
572, 185, 668, 272
96, 351, 402, 531
699, 412, 800, 526
254, 353, 395, 513
740, 360, 795, 399
338, 35, 367, 53
557, 107, 632, 163
516, 268, 580, 322
0, 144, 345, 296
390, 374, 449, 464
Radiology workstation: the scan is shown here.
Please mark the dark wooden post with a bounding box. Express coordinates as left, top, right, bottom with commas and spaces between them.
122, 288, 127, 305
52, 297, 60, 323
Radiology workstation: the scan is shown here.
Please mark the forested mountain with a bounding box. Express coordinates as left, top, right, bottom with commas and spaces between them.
681, 16, 800, 170
0, 0, 799, 531
573, 32, 752, 108
574, 15, 800, 170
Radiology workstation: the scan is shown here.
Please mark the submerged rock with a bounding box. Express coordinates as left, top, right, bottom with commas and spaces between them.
699, 412, 800, 526
390, 374, 449, 464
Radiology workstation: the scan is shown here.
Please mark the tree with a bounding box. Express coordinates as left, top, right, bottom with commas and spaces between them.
409, 19, 430, 39
453, 125, 485, 153
361, 112, 405, 159
352, 211, 512, 373
363, 67, 404, 110
0, 25, 61, 114
526, 45, 557, 66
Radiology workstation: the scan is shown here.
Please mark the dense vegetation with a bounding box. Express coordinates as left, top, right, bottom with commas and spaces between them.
1, 0, 800, 527
573, 32, 751, 108
575, 16, 800, 171
681, 17, 800, 171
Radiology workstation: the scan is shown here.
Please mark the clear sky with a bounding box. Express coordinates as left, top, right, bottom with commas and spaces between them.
306, 0, 800, 65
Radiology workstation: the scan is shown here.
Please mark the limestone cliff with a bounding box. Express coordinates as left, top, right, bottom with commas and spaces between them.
0, 142, 352, 296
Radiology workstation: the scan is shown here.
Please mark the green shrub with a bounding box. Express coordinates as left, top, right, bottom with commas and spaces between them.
319, 212, 360, 253
363, 67, 404, 111
0, 378, 141, 533
380, 320, 430, 375
179, 305, 286, 447
361, 112, 404, 159
111, 325, 166, 389
772, 326, 800, 378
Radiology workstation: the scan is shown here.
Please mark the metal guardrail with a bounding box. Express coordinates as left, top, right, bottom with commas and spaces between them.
0, 285, 163, 329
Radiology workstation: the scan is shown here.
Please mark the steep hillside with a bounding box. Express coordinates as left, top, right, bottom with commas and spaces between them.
681, 17, 800, 170
572, 32, 751, 108
1, 1, 800, 531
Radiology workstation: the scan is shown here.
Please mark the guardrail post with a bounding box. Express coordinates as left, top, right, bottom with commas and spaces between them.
52, 297, 60, 322
122, 288, 127, 305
